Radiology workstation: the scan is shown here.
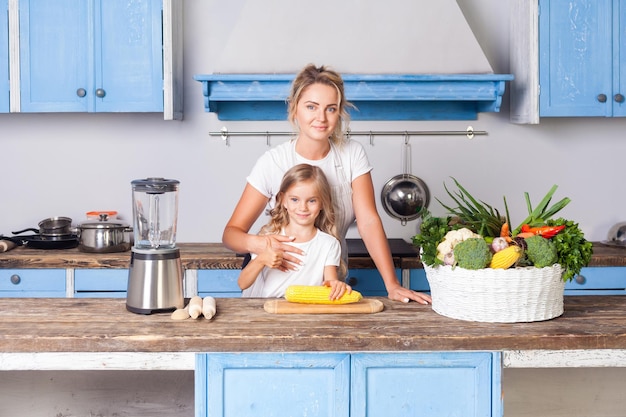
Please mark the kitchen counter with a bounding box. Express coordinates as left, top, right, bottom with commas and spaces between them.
1, 296, 626, 354
0, 241, 623, 269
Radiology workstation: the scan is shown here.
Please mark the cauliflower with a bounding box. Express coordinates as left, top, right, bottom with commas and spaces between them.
436, 228, 481, 264
453, 237, 493, 270
524, 235, 558, 268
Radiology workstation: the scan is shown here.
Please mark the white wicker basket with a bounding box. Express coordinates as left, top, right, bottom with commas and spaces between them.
424, 264, 565, 323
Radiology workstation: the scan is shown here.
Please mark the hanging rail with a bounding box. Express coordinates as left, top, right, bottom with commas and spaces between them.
210, 126, 486, 146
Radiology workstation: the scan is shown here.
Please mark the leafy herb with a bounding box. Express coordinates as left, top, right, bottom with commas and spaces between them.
513, 185, 571, 234
547, 218, 593, 282
412, 210, 451, 267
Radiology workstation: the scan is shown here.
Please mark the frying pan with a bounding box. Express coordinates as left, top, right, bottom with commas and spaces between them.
0, 234, 79, 249
380, 136, 430, 225
12, 216, 73, 237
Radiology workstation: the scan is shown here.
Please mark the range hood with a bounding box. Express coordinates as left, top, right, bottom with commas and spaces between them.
194, 73, 513, 121
193, 0, 513, 121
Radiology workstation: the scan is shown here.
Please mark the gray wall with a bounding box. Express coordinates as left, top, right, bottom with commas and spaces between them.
1, 0, 623, 243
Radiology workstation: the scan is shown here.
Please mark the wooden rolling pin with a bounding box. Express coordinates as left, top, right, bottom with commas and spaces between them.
0, 240, 17, 253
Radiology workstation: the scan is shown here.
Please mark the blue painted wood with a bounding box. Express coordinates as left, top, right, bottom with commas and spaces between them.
564, 266, 626, 295
74, 269, 128, 298
539, 0, 620, 117
351, 352, 502, 417
197, 269, 242, 298
195, 353, 350, 417
193, 74, 514, 121
19, 0, 163, 113
408, 268, 430, 292
0, 268, 65, 297
0, 0, 8, 113
347, 268, 400, 296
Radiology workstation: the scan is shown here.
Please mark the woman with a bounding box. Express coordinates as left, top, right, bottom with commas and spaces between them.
223, 64, 431, 304
239, 164, 350, 300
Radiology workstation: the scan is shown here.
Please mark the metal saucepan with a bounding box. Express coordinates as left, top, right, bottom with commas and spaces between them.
77, 213, 133, 253
380, 136, 430, 226
12, 216, 74, 239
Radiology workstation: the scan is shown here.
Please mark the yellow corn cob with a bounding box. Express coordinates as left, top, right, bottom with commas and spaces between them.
489, 245, 522, 269
285, 285, 363, 304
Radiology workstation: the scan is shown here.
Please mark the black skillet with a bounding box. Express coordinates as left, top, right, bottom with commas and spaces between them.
0, 234, 79, 249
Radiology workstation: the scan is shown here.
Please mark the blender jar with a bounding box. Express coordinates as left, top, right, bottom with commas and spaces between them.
131, 178, 179, 249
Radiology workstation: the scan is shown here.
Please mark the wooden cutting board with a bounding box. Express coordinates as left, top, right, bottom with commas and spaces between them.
264, 298, 384, 314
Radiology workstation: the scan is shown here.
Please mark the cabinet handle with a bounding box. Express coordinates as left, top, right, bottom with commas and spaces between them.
597, 94, 607, 103
10, 274, 21, 285
76, 88, 86, 98
346, 276, 358, 286
615, 94, 625, 103
574, 274, 586, 285
95, 88, 106, 98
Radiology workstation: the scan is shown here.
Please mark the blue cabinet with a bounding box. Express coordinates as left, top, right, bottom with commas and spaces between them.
197, 269, 242, 298
346, 268, 401, 296
565, 266, 626, 295
195, 352, 502, 417
539, 0, 626, 117
0, 0, 8, 112
74, 269, 128, 298
0, 268, 65, 297
18, 0, 163, 113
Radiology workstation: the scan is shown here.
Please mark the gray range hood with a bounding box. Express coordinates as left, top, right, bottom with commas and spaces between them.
194, 73, 513, 121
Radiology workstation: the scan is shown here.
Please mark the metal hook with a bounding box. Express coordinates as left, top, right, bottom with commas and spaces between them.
266, 131, 271, 147
369, 131, 374, 146
220, 127, 230, 147
466, 126, 475, 140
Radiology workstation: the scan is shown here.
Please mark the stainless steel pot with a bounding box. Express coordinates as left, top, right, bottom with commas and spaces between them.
77, 214, 133, 253
380, 137, 430, 225
12, 216, 74, 239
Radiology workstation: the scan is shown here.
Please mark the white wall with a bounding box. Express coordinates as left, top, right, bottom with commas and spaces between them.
2, 0, 624, 244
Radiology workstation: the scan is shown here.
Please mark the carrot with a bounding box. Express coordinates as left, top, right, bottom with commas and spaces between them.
500, 223, 512, 242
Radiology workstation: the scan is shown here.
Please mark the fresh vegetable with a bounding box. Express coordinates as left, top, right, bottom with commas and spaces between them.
435, 227, 481, 264
453, 238, 493, 270
520, 224, 566, 238
524, 235, 558, 268
512, 185, 571, 235
490, 237, 509, 253
285, 285, 363, 304
546, 218, 593, 282
412, 211, 452, 267
489, 245, 522, 269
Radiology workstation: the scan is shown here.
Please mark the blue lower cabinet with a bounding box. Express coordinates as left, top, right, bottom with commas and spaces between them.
195, 351, 502, 417
197, 269, 242, 297
195, 353, 350, 417
0, 269, 66, 297
74, 269, 128, 298
408, 268, 430, 292
565, 266, 626, 295
351, 352, 502, 417
346, 268, 401, 296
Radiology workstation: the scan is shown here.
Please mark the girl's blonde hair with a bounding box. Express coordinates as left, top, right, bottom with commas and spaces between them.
260, 163, 346, 277
287, 64, 353, 146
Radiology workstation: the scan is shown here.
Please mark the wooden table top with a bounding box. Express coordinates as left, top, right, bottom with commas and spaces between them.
0, 241, 623, 270
1, 296, 625, 353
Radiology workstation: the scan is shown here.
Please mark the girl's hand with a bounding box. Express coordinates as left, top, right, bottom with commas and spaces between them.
323, 280, 352, 301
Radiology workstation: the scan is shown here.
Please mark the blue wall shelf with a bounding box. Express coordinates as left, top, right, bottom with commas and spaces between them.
194, 73, 514, 121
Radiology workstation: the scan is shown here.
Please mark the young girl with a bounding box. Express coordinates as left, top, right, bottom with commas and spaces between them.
238, 163, 351, 300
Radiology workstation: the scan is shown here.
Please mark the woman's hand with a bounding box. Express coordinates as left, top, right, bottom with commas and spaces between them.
323, 280, 352, 301
263, 235, 304, 272
387, 284, 431, 304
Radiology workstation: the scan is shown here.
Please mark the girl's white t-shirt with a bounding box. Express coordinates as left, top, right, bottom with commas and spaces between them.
241, 229, 341, 298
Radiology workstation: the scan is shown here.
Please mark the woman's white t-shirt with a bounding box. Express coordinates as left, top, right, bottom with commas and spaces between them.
241, 229, 341, 298
246, 138, 373, 266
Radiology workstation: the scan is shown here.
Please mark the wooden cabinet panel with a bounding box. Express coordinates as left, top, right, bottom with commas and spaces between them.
195, 353, 350, 417
0, 268, 65, 297
346, 268, 400, 296
565, 266, 626, 295
197, 269, 242, 298
74, 269, 128, 298
0, 0, 8, 112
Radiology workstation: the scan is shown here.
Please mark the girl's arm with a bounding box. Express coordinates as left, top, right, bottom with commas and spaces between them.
351, 173, 431, 304
223, 183, 303, 270
238, 246, 283, 290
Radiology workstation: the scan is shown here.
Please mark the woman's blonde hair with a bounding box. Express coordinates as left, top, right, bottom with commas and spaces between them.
287, 64, 353, 146
260, 163, 346, 276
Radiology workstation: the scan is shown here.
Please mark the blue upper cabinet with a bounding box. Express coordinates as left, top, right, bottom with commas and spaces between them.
539, 0, 625, 117
0, 0, 8, 113
18, 0, 163, 113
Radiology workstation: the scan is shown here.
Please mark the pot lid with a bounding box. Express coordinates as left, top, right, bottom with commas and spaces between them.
80, 213, 128, 229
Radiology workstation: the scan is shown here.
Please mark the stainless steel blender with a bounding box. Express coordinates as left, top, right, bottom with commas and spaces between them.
126, 178, 184, 314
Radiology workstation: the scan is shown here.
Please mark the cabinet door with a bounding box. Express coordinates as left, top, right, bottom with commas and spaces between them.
565, 266, 626, 295
19, 0, 89, 112
539, 0, 613, 116
0, 268, 65, 297
197, 269, 242, 298
74, 269, 128, 298
96, 0, 163, 112
616, 0, 626, 116
346, 269, 400, 296
19, 0, 163, 113
0, 0, 8, 112
351, 352, 502, 417
195, 353, 350, 417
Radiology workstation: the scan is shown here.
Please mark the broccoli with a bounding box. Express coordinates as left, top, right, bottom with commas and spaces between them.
453, 237, 492, 270
524, 235, 558, 268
